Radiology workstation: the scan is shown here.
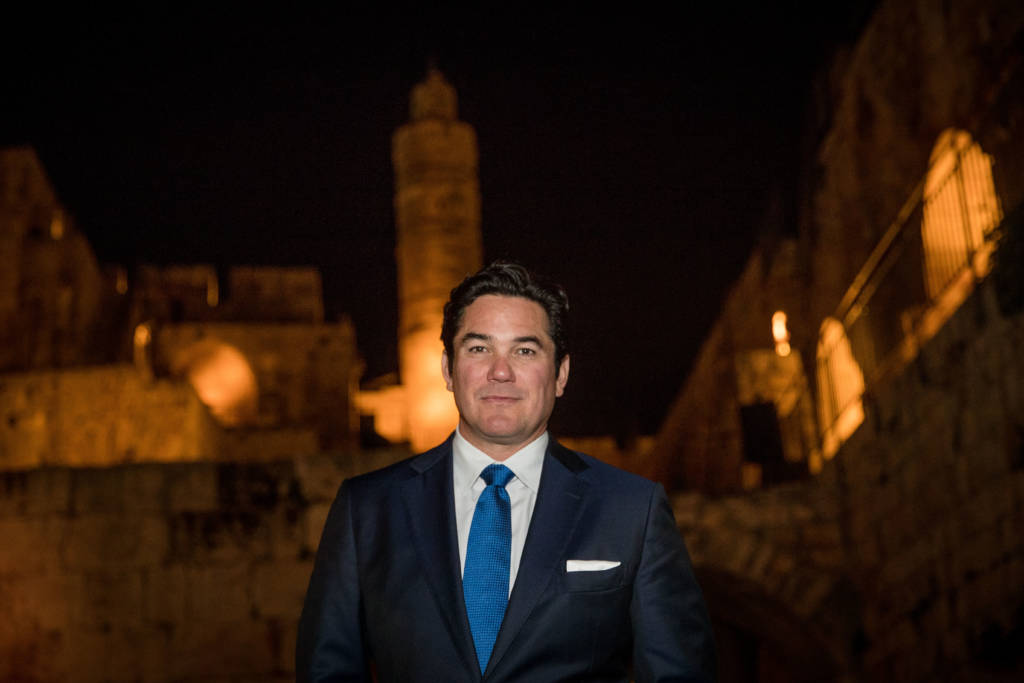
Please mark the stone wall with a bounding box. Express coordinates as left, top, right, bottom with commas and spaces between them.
224, 267, 325, 323
0, 146, 57, 331
0, 448, 408, 682
1, 146, 113, 373
668, 270, 1024, 682
673, 478, 855, 682
648, 240, 813, 494
155, 320, 359, 446
807, 0, 1024, 330
0, 365, 218, 470
133, 265, 326, 324
834, 277, 1024, 681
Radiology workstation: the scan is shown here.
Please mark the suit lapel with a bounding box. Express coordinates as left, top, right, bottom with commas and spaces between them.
484, 441, 590, 677
401, 439, 481, 681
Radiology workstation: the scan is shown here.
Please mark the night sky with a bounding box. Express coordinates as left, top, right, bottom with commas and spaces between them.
1, 8, 870, 437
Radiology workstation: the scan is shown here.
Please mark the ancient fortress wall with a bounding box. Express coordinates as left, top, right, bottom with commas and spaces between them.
0, 450, 406, 682
673, 480, 854, 680
0, 365, 217, 470
807, 0, 1024, 328
667, 271, 1024, 681
834, 276, 1024, 681
155, 321, 358, 432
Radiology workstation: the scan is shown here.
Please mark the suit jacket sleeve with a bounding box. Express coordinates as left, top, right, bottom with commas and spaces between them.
630, 483, 716, 682
296, 480, 372, 683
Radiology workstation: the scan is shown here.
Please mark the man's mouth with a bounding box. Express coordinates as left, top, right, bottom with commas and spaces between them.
481, 395, 520, 403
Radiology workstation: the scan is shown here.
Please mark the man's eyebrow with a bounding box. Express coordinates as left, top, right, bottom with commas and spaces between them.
459, 332, 491, 344
457, 333, 546, 347
514, 336, 545, 346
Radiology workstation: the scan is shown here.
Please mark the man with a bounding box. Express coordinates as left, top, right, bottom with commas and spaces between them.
297, 262, 715, 682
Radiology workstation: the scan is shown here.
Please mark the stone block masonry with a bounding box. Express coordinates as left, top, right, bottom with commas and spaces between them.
0, 365, 218, 469
668, 278, 1024, 681
836, 279, 1024, 682
0, 448, 407, 682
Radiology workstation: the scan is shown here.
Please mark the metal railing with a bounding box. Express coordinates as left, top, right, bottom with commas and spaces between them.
817, 141, 1003, 454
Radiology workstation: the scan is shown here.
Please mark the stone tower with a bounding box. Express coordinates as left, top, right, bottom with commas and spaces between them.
392, 68, 483, 451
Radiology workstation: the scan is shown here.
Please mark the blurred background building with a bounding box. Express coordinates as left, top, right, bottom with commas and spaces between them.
2, 1, 1024, 681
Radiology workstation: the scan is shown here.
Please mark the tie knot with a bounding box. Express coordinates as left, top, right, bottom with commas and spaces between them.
480, 463, 515, 488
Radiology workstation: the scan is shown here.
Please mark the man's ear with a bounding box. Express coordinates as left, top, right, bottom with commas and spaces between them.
442, 351, 454, 392
555, 355, 570, 397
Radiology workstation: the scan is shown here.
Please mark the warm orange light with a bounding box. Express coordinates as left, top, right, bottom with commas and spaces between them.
772, 311, 791, 357
922, 129, 1002, 299
50, 210, 65, 239
133, 322, 153, 376
206, 272, 219, 307
115, 267, 128, 295
401, 324, 458, 451
816, 318, 865, 460
174, 341, 258, 426
133, 323, 151, 348
355, 385, 408, 443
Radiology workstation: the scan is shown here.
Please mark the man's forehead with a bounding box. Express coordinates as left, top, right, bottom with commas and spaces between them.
457, 295, 552, 339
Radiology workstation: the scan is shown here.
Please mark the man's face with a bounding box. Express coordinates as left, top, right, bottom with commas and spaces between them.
442, 294, 569, 459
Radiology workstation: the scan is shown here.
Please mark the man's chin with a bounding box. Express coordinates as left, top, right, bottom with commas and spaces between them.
475, 420, 531, 445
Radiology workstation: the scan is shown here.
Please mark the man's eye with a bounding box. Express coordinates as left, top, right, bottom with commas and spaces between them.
468, 346, 486, 353
516, 347, 537, 356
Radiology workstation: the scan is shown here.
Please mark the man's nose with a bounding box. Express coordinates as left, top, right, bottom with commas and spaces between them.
488, 355, 514, 381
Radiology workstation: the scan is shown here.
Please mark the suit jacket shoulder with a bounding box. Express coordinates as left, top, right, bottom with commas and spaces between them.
548, 439, 662, 516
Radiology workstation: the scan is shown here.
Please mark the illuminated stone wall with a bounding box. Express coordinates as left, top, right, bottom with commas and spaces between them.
392, 69, 482, 451
223, 267, 325, 323
0, 150, 362, 466
800, 3, 1024, 674
155, 319, 359, 447
654, 2, 1024, 679
833, 277, 1024, 681
0, 358, 350, 471
134, 265, 221, 322
133, 265, 325, 324
0, 147, 112, 373
0, 449, 406, 682
0, 365, 217, 470
664, 275, 1024, 682
805, 0, 1024, 332
0, 147, 56, 334
649, 241, 814, 494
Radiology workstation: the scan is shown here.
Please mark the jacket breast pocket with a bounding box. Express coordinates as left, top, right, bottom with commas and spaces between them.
562, 563, 626, 593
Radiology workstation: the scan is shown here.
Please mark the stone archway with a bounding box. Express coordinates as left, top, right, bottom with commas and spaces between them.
674, 487, 862, 682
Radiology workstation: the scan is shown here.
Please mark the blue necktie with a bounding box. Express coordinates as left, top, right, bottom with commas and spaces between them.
463, 463, 515, 673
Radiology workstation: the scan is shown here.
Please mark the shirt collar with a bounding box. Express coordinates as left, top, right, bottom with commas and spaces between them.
452, 426, 548, 493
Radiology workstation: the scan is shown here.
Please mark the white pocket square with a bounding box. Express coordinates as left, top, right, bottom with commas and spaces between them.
566, 559, 621, 572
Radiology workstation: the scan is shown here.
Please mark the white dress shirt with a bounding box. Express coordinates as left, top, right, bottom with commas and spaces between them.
452, 427, 547, 595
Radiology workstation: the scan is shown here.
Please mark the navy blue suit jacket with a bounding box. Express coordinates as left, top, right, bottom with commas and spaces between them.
297, 436, 715, 682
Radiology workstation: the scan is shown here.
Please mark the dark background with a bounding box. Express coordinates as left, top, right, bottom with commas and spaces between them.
0, 6, 873, 437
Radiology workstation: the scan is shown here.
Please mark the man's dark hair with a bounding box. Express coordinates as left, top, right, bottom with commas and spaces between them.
441, 261, 570, 367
